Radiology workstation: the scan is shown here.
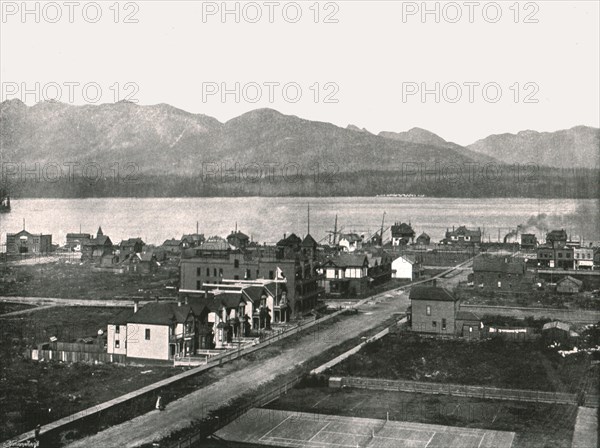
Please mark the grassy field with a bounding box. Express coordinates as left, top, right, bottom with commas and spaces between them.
326, 332, 597, 393
265, 386, 577, 448
0, 305, 174, 440
0, 302, 36, 315
0, 259, 179, 299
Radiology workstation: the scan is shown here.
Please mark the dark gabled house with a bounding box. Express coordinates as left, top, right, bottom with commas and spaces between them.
556, 275, 583, 294
107, 301, 199, 360
162, 238, 183, 255
416, 232, 431, 245
472, 256, 529, 290
301, 233, 319, 259
321, 253, 370, 297
391, 222, 415, 246
442, 226, 481, 245
227, 231, 250, 250
121, 251, 160, 274
409, 285, 482, 338
82, 227, 113, 260
119, 238, 144, 255
181, 234, 205, 249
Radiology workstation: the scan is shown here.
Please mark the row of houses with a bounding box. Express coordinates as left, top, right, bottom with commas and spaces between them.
107, 279, 285, 360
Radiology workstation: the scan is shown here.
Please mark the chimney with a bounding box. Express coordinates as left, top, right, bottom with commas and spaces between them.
133, 300, 139, 313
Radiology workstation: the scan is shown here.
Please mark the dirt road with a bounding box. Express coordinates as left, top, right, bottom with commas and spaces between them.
66, 290, 411, 448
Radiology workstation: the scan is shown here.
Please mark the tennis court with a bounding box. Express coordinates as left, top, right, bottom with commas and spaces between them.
215, 408, 515, 448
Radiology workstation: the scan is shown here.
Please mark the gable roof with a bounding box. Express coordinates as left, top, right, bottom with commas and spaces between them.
277, 233, 303, 247
325, 253, 369, 268
391, 223, 415, 235
301, 234, 318, 247
393, 254, 416, 264
126, 302, 192, 325
542, 321, 571, 332
557, 275, 583, 286
409, 286, 457, 302
162, 238, 181, 247
417, 232, 430, 240
213, 291, 246, 309
228, 231, 249, 241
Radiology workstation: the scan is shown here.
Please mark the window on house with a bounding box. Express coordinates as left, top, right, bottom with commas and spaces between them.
442, 319, 446, 330
115, 340, 120, 348
432, 321, 437, 328
197, 267, 202, 276
566, 253, 571, 258
469, 326, 473, 333
115, 325, 120, 334
245, 269, 251, 279
426, 305, 431, 316
145, 329, 151, 340
206, 267, 210, 276
214, 268, 217, 277
219, 268, 223, 277
234, 259, 239, 268
558, 253, 563, 258
234, 275, 239, 280
197, 281, 202, 289
256, 269, 260, 278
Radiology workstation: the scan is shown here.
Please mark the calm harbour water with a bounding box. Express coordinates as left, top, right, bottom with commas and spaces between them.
0, 197, 598, 248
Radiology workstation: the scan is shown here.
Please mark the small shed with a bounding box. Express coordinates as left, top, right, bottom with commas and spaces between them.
455, 310, 482, 340
556, 276, 583, 294
542, 321, 579, 344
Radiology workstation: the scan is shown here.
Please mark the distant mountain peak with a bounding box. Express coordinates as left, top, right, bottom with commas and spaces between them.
346, 124, 371, 133
379, 127, 449, 147
468, 126, 600, 168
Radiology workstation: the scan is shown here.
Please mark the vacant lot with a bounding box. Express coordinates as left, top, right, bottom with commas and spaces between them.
266, 386, 577, 448
0, 259, 179, 300
327, 332, 596, 393
0, 305, 178, 441
0, 302, 36, 315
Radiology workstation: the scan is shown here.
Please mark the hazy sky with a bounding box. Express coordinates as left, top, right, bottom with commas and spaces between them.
1, 0, 599, 145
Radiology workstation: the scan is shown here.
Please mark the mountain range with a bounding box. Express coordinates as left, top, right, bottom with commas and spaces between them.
1, 99, 598, 176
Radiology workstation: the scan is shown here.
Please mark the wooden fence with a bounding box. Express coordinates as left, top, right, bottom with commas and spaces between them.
29, 349, 126, 364
332, 376, 599, 407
